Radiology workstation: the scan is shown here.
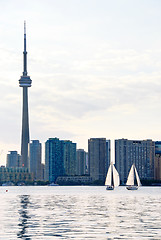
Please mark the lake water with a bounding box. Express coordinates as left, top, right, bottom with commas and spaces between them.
0, 186, 161, 239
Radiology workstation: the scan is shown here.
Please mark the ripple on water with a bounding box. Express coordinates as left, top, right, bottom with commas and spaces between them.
0, 186, 161, 239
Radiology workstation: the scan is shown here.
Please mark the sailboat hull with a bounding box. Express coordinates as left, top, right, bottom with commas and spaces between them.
106, 185, 114, 190
126, 185, 138, 190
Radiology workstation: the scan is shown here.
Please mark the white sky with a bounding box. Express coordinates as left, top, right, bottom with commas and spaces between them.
0, 0, 161, 165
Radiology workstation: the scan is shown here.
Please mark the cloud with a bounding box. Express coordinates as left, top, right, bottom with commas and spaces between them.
1, 0, 161, 165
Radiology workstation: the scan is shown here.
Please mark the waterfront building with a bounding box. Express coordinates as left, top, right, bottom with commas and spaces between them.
63, 140, 76, 176
88, 138, 110, 181
0, 167, 34, 184
85, 152, 89, 175
45, 138, 77, 182
106, 139, 111, 168
56, 175, 92, 185
76, 149, 87, 176
115, 139, 155, 184
29, 140, 42, 181
19, 22, 32, 168
155, 141, 161, 180
6, 151, 21, 168
41, 163, 45, 181
155, 141, 161, 154
45, 138, 65, 182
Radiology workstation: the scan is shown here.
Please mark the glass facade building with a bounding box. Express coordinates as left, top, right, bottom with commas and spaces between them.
45, 138, 65, 182
45, 138, 76, 182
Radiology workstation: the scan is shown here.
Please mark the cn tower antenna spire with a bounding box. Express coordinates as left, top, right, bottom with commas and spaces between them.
23, 20, 27, 76
24, 20, 26, 34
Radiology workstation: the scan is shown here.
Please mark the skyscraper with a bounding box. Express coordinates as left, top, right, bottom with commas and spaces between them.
88, 138, 110, 181
29, 140, 42, 180
106, 140, 111, 168
6, 151, 21, 168
76, 149, 87, 176
154, 141, 161, 180
45, 138, 77, 182
19, 22, 32, 168
45, 138, 65, 182
115, 139, 155, 183
63, 140, 76, 176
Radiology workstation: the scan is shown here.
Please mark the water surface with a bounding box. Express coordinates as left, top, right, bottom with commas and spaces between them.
0, 186, 161, 239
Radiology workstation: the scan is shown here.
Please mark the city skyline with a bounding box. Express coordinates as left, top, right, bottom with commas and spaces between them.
1, 0, 161, 165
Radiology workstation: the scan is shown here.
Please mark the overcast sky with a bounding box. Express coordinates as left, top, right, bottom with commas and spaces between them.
0, 0, 161, 164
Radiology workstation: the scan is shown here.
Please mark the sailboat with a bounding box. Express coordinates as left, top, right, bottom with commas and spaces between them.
105, 162, 120, 190
126, 164, 141, 190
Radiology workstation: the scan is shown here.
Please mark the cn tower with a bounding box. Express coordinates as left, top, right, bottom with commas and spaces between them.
19, 21, 32, 168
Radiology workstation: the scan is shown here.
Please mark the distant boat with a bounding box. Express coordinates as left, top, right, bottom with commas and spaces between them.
105, 162, 120, 190
126, 164, 141, 190
49, 183, 59, 186
2, 182, 14, 186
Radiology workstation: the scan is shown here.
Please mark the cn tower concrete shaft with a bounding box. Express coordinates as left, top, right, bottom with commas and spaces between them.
21, 87, 29, 167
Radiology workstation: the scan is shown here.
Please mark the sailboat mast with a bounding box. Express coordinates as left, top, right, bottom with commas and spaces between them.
111, 164, 114, 186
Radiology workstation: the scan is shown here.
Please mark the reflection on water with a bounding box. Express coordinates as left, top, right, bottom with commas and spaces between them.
17, 195, 31, 240
0, 186, 161, 239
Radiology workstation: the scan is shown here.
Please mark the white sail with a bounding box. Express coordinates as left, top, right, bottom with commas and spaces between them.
105, 163, 120, 187
105, 164, 112, 186
134, 166, 141, 187
113, 165, 120, 187
126, 165, 134, 186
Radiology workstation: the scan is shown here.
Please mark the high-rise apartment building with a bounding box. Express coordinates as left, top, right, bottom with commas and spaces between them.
29, 140, 42, 181
41, 163, 45, 181
155, 141, 161, 180
106, 140, 111, 167
45, 138, 77, 182
6, 151, 21, 168
76, 149, 87, 176
19, 22, 32, 168
63, 140, 76, 176
85, 152, 89, 175
45, 138, 65, 182
88, 138, 110, 181
115, 139, 155, 183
